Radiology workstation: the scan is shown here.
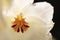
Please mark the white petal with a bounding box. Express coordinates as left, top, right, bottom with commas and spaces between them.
25, 15, 54, 34
2, 0, 34, 18
33, 2, 54, 24
0, 19, 5, 31
22, 2, 54, 40
0, 11, 7, 31
12, 0, 34, 10
20, 2, 54, 34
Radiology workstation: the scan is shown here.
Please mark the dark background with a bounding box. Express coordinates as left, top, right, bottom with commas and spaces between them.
34, 0, 60, 40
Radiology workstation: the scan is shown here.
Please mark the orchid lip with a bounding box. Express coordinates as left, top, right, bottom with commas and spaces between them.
12, 13, 29, 33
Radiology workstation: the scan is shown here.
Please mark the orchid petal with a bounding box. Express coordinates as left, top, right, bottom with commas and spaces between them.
11, 0, 34, 11
33, 2, 54, 24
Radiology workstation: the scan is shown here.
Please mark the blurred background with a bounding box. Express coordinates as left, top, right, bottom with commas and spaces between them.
34, 0, 59, 40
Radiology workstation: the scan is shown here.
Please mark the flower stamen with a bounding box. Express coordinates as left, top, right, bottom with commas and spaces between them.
12, 13, 29, 33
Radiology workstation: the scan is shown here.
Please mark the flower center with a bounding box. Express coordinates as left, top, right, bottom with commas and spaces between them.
17, 13, 23, 21
12, 13, 29, 33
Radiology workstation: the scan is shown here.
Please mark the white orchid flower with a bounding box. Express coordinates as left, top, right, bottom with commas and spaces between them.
0, 0, 54, 40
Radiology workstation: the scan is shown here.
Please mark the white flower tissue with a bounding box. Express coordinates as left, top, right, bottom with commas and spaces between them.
0, 0, 54, 40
